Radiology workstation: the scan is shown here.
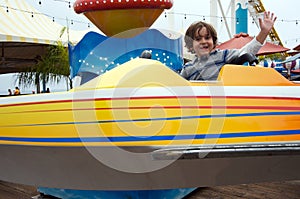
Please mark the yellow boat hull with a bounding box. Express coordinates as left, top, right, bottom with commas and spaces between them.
0, 59, 300, 190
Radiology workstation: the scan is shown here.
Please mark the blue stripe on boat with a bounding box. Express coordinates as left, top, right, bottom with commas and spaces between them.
0, 129, 299, 143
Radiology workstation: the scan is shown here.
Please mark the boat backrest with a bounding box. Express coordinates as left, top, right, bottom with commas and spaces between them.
77, 58, 189, 89
217, 65, 296, 86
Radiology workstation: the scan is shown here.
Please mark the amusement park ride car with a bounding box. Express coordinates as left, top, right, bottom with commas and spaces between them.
0, 0, 299, 198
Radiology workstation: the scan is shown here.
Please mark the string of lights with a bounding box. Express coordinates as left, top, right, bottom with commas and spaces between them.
0, 3, 91, 28
168, 11, 237, 21
284, 37, 300, 45
2, 3, 300, 26
3, 1, 300, 26
38, 0, 300, 25
52, 0, 73, 8
166, 11, 300, 25
37, 0, 74, 7
166, 11, 300, 46
1, 1, 299, 46
38, 0, 300, 26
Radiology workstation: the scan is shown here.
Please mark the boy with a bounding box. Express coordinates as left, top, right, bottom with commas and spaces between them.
180, 11, 277, 80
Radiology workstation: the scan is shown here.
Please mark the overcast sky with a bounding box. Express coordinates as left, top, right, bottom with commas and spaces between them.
0, 0, 299, 94
25, 0, 300, 49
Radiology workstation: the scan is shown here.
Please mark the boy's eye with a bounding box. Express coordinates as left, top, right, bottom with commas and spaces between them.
194, 35, 211, 41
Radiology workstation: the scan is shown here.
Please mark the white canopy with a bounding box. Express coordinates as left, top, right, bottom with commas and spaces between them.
0, 0, 87, 44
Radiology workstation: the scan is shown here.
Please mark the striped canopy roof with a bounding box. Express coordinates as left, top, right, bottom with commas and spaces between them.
0, 0, 87, 44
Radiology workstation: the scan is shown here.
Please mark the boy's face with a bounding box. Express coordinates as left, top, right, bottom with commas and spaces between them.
192, 27, 214, 57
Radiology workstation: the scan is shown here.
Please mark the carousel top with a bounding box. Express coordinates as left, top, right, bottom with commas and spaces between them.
74, 0, 173, 14
73, 0, 174, 37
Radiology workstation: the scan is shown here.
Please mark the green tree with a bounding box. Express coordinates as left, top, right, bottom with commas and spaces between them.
16, 40, 72, 93
257, 53, 286, 63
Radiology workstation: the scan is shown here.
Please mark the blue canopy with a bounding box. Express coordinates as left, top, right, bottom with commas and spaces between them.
68, 29, 184, 78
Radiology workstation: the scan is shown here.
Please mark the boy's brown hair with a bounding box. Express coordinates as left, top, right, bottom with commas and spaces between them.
184, 21, 218, 53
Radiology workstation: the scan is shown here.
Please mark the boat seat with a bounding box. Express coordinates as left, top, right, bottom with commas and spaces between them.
217, 64, 296, 86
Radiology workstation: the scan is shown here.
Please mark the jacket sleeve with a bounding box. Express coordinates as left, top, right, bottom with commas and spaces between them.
240, 37, 264, 55
224, 37, 263, 63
